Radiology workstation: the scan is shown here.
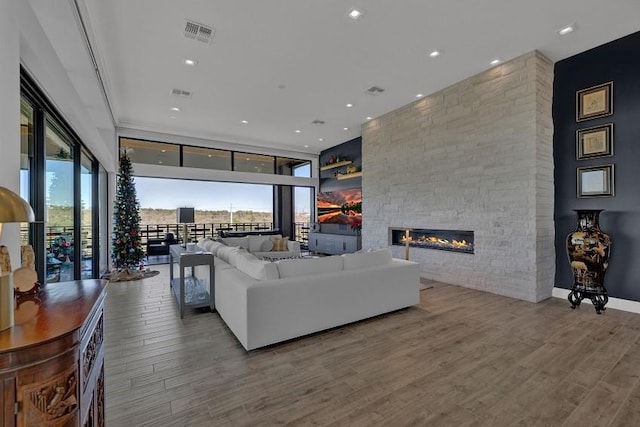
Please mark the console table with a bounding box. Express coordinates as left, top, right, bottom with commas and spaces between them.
308, 232, 361, 255
0, 279, 107, 426
169, 245, 215, 318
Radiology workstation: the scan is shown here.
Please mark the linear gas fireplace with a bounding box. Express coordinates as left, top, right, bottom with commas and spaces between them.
389, 227, 475, 254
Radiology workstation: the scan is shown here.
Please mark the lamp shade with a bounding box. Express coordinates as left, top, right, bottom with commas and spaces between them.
176, 207, 194, 223
0, 186, 35, 223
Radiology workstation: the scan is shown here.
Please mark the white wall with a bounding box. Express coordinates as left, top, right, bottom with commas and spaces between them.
0, 0, 22, 269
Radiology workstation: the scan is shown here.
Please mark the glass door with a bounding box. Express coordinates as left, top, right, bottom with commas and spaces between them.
45, 120, 75, 282
81, 151, 94, 278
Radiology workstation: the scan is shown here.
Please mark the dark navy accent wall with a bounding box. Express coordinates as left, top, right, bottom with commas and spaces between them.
319, 137, 362, 192
554, 31, 640, 300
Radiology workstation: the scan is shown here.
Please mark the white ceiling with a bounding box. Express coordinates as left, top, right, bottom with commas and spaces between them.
35, 1, 640, 155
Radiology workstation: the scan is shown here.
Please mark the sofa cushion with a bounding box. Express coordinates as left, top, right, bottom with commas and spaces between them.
271, 236, 289, 251
198, 238, 224, 255
260, 239, 274, 252
221, 236, 249, 249
217, 245, 241, 266
276, 255, 343, 278
235, 251, 280, 281
342, 248, 393, 270
247, 234, 280, 252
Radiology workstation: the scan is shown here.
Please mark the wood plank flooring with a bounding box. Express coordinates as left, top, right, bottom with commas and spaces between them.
105, 265, 640, 426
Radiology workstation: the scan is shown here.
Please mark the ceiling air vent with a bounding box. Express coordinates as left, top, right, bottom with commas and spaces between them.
171, 88, 192, 98
311, 120, 326, 126
184, 20, 215, 44
365, 86, 385, 96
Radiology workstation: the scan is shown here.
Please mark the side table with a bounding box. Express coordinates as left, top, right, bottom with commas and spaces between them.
169, 245, 215, 318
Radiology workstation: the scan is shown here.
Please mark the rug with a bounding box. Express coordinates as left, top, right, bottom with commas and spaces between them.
102, 268, 160, 282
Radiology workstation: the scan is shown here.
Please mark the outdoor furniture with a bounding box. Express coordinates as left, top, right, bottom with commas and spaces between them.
146, 233, 180, 257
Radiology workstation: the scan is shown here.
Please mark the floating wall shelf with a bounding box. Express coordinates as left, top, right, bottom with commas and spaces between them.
336, 171, 362, 180
320, 160, 352, 171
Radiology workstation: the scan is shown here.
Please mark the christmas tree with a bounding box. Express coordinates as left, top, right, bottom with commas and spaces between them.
112, 150, 145, 270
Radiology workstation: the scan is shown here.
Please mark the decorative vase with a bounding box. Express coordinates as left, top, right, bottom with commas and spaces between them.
566, 209, 612, 314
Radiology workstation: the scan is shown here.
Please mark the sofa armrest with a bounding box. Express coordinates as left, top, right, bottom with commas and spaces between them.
287, 240, 301, 256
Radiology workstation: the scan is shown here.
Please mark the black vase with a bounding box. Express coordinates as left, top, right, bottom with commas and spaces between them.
566, 209, 612, 314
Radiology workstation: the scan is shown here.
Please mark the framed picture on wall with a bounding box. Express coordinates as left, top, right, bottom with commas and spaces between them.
576, 81, 613, 122
576, 123, 613, 160
577, 164, 615, 198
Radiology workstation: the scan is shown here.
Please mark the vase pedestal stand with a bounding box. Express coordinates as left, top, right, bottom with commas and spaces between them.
566, 209, 612, 315
568, 286, 609, 314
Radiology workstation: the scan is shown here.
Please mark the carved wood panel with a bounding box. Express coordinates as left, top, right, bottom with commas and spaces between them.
20, 364, 78, 426
82, 315, 103, 391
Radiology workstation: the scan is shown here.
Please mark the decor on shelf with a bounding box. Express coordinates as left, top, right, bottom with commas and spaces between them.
576, 81, 613, 122
577, 164, 614, 198
112, 150, 145, 271
0, 186, 36, 331
177, 207, 195, 247
576, 123, 613, 160
566, 209, 611, 314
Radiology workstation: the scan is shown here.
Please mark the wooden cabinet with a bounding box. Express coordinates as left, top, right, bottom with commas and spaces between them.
308, 233, 361, 255
0, 279, 107, 426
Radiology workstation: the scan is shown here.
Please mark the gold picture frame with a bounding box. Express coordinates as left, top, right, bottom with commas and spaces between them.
576, 81, 613, 122
576, 123, 613, 160
577, 164, 615, 198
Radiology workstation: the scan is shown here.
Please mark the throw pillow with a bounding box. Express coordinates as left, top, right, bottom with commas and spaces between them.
271, 236, 289, 251
260, 239, 274, 252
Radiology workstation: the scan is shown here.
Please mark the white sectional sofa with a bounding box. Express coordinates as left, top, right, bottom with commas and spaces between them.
197, 238, 420, 351
220, 234, 301, 260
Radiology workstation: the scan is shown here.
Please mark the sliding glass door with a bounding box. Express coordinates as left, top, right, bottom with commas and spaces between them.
45, 120, 75, 281
21, 70, 108, 284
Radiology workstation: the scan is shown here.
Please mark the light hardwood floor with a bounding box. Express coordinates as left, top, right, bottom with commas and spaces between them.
105, 265, 640, 426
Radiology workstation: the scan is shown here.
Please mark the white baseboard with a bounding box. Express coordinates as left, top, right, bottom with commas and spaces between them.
552, 287, 640, 314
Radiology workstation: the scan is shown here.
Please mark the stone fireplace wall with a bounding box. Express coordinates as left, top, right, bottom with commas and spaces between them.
361, 51, 555, 303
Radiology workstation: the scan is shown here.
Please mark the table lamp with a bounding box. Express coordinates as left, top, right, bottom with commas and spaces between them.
176, 207, 195, 248
0, 186, 35, 331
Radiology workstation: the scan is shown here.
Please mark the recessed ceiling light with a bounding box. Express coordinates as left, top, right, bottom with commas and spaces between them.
366, 116, 372, 120
416, 93, 423, 98
241, 120, 248, 124
558, 24, 576, 36
183, 58, 197, 66
207, 154, 212, 158
490, 59, 501, 65
304, 145, 309, 148
295, 129, 301, 133
346, 103, 354, 108
158, 161, 163, 164
161, 149, 166, 153
429, 50, 441, 58
246, 157, 250, 161
346, 8, 365, 20
318, 138, 324, 142
170, 106, 181, 112
343, 127, 349, 131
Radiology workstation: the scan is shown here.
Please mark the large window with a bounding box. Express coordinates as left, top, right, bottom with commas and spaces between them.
119, 137, 312, 176
21, 70, 107, 284
81, 151, 94, 278
45, 120, 75, 281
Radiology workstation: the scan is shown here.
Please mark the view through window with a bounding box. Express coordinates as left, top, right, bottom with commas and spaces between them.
135, 177, 275, 239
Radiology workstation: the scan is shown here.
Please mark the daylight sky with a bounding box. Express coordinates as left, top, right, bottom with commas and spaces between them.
135, 177, 312, 214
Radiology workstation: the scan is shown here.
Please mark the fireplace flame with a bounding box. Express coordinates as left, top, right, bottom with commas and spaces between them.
417, 235, 472, 250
